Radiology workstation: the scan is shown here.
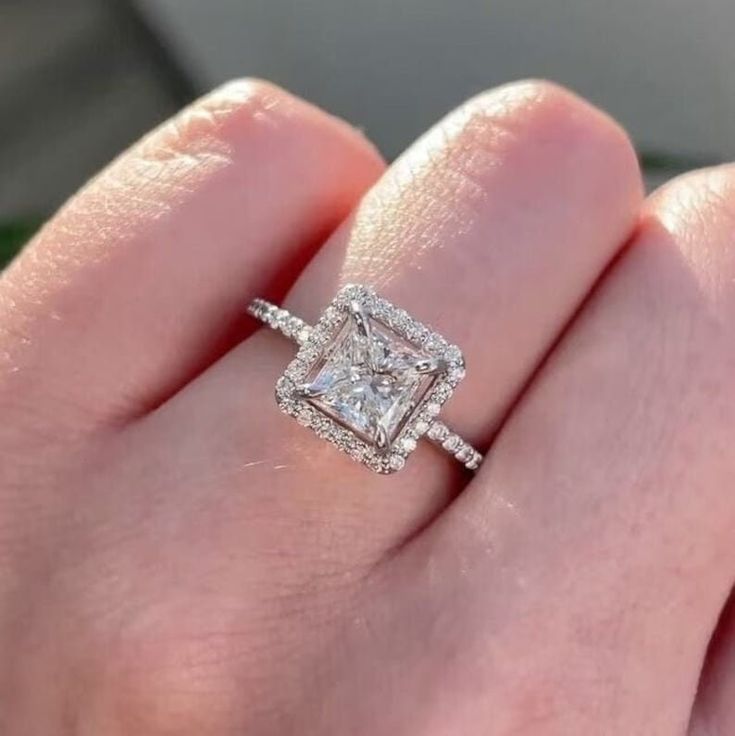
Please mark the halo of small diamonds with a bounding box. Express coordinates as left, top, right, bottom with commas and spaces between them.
249, 284, 481, 474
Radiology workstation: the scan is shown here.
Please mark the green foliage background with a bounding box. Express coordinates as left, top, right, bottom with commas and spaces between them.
0, 221, 40, 269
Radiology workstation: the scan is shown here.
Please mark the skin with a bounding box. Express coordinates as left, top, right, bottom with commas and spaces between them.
0, 77, 734, 734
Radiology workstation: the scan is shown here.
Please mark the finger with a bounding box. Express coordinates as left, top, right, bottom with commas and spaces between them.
425, 164, 735, 733
155, 80, 642, 557
0, 80, 383, 429
286, 80, 643, 443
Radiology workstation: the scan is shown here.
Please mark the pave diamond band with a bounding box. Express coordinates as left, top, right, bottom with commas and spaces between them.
248, 286, 483, 474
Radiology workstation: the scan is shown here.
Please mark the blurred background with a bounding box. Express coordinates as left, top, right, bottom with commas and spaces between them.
2, 0, 733, 266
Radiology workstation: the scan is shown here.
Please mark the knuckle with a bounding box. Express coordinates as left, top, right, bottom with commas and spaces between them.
429, 79, 639, 206
138, 78, 294, 164
459, 79, 634, 162
462, 78, 577, 132
647, 164, 735, 277
653, 164, 735, 238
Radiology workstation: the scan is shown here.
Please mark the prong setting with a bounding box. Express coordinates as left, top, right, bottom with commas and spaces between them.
297, 382, 326, 399
349, 299, 372, 339
374, 423, 391, 454
413, 357, 447, 376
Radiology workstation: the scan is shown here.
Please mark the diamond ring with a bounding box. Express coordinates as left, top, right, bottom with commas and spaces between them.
247, 284, 483, 474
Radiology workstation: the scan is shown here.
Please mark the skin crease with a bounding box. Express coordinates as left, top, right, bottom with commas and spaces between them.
0, 77, 734, 735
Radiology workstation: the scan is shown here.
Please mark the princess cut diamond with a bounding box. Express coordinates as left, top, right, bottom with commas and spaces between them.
302, 314, 435, 447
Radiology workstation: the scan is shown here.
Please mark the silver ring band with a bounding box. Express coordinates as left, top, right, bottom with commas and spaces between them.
248, 293, 483, 472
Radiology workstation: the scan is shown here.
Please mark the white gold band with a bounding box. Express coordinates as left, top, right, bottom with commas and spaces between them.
248, 297, 483, 471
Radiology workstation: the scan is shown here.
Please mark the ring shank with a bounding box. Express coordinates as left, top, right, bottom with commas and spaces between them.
248, 298, 483, 471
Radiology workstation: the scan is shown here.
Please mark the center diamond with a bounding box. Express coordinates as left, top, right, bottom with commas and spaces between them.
303, 309, 437, 447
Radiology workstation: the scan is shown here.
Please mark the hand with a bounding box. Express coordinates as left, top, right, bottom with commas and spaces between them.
1, 78, 734, 735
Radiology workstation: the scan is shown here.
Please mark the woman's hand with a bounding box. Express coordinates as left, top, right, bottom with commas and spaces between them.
1, 78, 734, 735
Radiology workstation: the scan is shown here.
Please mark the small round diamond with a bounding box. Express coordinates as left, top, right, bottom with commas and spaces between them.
400, 436, 417, 453
390, 308, 411, 330
388, 454, 406, 471
296, 408, 313, 427
456, 446, 473, 463
414, 419, 429, 435
424, 333, 448, 355
433, 384, 452, 402
339, 284, 365, 303
425, 402, 442, 417
449, 364, 466, 382
427, 423, 448, 441
321, 306, 339, 325
406, 323, 427, 342
284, 359, 306, 379
347, 443, 367, 461
442, 435, 460, 452
275, 375, 293, 394
299, 346, 318, 363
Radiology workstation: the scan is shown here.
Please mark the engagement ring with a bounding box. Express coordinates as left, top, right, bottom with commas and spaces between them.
248, 284, 483, 474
